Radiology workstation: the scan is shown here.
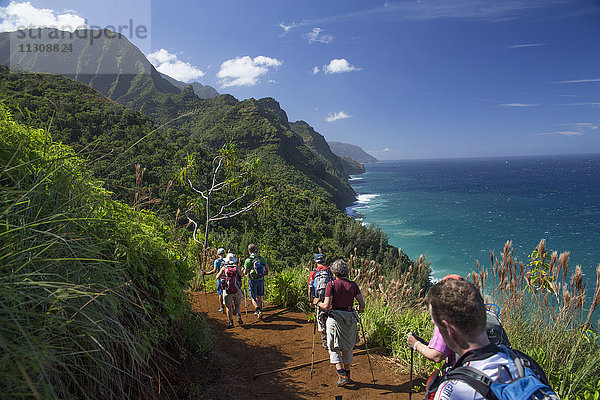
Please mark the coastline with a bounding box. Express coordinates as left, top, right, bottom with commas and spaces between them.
345, 155, 600, 285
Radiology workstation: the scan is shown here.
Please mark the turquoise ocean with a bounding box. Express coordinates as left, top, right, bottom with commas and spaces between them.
347, 154, 600, 287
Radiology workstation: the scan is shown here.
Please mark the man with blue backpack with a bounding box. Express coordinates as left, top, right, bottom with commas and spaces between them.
243, 244, 269, 319
424, 278, 559, 400
308, 253, 332, 349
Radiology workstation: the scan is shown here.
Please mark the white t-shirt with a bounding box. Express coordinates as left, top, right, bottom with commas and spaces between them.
433, 350, 513, 400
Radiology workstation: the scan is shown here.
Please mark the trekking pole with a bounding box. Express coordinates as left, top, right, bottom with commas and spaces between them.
355, 311, 376, 387
409, 345, 414, 400
201, 252, 209, 312
244, 278, 248, 318
309, 304, 317, 379
408, 332, 428, 400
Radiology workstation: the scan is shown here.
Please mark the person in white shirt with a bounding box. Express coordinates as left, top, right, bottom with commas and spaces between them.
425, 278, 555, 400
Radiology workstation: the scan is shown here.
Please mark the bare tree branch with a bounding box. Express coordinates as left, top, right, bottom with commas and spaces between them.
212, 192, 247, 219
185, 214, 201, 243
210, 196, 267, 222
187, 179, 209, 200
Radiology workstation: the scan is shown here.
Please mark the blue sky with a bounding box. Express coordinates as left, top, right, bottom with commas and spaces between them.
1, 0, 600, 160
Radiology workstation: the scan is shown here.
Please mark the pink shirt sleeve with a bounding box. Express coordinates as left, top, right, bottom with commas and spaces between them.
428, 326, 455, 365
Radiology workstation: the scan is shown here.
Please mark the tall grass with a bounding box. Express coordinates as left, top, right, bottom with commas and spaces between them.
0, 104, 211, 398
471, 240, 600, 399
266, 266, 312, 312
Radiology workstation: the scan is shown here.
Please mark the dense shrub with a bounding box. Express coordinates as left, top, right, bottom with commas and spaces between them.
0, 105, 211, 399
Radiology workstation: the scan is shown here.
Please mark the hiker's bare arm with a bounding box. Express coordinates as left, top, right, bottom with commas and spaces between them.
406, 334, 447, 362
215, 267, 226, 280
355, 294, 365, 312
314, 295, 331, 310
203, 266, 218, 275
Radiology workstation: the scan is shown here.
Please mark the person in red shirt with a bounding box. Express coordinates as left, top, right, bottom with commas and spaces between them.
308, 253, 332, 348
313, 259, 365, 387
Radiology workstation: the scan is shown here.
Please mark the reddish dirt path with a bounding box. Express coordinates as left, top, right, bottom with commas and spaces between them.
187, 291, 427, 399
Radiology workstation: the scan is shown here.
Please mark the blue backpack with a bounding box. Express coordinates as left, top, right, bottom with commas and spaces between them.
441, 345, 559, 400
249, 255, 265, 280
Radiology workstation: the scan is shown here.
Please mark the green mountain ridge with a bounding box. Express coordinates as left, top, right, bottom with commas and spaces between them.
159, 72, 220, 99
0, 29, 421, 267
329, 141, 378, 163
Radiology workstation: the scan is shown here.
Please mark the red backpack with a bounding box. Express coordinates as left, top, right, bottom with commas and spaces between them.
223, 265, 241, 294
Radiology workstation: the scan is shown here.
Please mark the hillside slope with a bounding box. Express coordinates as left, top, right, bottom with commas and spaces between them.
329, 141, 378, 163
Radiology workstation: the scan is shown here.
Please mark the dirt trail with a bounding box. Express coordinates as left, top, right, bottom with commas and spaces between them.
187, 291, 427, 399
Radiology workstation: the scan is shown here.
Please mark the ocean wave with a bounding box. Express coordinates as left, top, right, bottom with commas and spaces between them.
348, 177, 364, 182
356, 193, 380, 204
396, 229, 434, 237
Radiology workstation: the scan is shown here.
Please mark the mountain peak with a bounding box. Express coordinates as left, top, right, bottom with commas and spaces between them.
328, 141, 378, 163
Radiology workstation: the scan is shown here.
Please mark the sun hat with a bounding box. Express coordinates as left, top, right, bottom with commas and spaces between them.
442, 274, 463, 281
314, 253, 325, 263
224, 253, 238, 265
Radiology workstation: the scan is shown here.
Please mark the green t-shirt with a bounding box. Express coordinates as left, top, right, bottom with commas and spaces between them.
244, 254, 267, 280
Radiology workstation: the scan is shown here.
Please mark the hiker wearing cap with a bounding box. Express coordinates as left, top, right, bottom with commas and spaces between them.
215, 253, 244, 328
313, 259, 365, 387
203, 248, 227, 313
243, 244, 269, 319
407, 274, 462, 366
308, 253, 332, 349
424, 278, 558, 400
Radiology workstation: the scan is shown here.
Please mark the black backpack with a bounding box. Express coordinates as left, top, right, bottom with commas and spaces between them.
485, 304, 511, 348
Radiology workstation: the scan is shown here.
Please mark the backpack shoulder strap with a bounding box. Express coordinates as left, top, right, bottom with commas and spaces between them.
444, 366, 499, 400
505, 348, 550, 385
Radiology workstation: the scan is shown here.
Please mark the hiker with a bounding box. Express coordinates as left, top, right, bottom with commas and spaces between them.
406, 274, 463, 366
313, 259, 365, 387
308, 253, 332, 349
202, 248, 227, 312
243, 244, 269, 319
215, 253, 244, 328
425, 278, 558, 399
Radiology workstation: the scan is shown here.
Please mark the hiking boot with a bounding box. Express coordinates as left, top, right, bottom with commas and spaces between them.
257, 309, 263, 319
218, 307, 224, 313
336, 375, 349, 387
237, 314, 244, 325
227, 320, 234, 328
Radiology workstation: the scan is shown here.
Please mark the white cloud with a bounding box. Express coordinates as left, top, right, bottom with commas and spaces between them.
306, 27, 333, 44
540, 122, 598, 136
0, 1, 86, 32
573, 123, 598, 130
540, 131, 584, 136
147, 48, 176, 65
506, 43, 545, 49
323, 58, 361, 74
278, 0, 583, 32
278, 22, 297, 35
217, 55, 282, 87
326, 111, 351, 122
498, 103, 539, 107
383, 148, 392, 152
553, 78, 600, 84
147, 48, 204, 82
312, 66, 320, 75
